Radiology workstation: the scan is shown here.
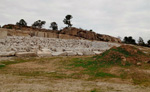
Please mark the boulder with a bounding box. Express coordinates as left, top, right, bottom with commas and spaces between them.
51, 52, 67, 56
0, 51, 15, 57
41, 48, 51, 52
37, 51, 52, 57
121, 56, 127, 66
76, 52, 83, 56
136, 62, 142, 66
15, 52, 37, 57
82, 51, 95, 55
93, 51, 102, 55
66, 51, 77, 56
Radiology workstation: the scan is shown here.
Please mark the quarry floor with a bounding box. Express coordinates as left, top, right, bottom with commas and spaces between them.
0, 55, 150, 92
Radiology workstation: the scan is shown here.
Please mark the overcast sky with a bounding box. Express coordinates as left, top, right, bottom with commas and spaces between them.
0, 0, 150, 42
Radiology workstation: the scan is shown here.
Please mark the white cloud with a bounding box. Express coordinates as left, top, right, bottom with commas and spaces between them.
0, 0, 150, 42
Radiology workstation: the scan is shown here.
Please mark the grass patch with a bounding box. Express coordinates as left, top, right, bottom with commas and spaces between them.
0, 58, 30, 69
95, 72, 117, 78
1, 59, 27, 65
0, 57, 37, 65
0, 57, 39, 70
90, 88, 104, 92
68, 57, 117, 79
0, 64, 6, 68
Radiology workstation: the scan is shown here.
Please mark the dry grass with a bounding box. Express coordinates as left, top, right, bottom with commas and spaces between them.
0, 56, 150, 92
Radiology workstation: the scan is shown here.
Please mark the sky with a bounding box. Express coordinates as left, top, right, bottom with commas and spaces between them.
0, 0, 150, 42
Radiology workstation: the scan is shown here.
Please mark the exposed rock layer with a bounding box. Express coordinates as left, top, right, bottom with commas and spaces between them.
2, 24, 121, 43
0, 36, 120, 57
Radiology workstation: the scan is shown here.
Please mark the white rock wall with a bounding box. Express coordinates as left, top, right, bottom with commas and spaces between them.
0, 36, 120, 56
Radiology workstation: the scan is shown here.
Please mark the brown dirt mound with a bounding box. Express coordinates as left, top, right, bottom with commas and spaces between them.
97, 45, 150, 65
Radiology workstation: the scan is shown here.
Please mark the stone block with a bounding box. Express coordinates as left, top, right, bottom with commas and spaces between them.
93, 51, 102, 55
37, 51, 52, 57
66, 51, 77, 56
51, 52, 67, 56
15, 52, 37, 57
0, 51, 15, 57
76, 52, 83, 56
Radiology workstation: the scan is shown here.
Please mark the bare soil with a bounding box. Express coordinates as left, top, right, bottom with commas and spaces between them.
0, 56, 150, 92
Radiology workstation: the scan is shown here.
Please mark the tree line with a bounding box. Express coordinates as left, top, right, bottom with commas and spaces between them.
16, 15, 73, 30
123, 36, 150, 47
3, 14, 150, 47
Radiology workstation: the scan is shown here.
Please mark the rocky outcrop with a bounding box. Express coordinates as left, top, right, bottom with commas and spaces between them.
0, 36, 120, 57
60, 27, 121, 43
0, 29, 7, 39
2, 24, 121, 43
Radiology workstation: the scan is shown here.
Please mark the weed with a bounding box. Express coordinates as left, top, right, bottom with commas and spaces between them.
90, 89, 97, 92
0, 64, 6, 68
95, 72, 117, 78
90, 88, 104, 92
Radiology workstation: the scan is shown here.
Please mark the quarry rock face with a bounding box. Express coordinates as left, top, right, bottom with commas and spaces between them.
1, 25, 121, 57
59, 27, 121, 43
2, 25, 121, 43
0, 29, 7, 39
0, 36, 120, 57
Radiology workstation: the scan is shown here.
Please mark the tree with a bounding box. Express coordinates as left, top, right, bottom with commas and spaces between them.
16, 19, 27, 27
147, 40, 150, 47
89, 29, 93, 32
32, 20, 46, 29
50, 22, 58, 30
63, 15, 73, 27
138, 37, 145, 46
123, 36, 136, 45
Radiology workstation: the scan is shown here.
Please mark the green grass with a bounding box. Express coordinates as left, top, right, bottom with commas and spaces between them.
90, 88, 104, 92
0, 58, 37, 69
1, 59, 27, 65
99, 47, 131, 58
90, 89, 97, 92
68, 57, 117, 79
0, 64, 6, 68
95, 72, 117, 78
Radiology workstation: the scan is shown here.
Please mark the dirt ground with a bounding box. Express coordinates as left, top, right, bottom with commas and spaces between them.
0, 74, 150, 92
0, 56, 150, 92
